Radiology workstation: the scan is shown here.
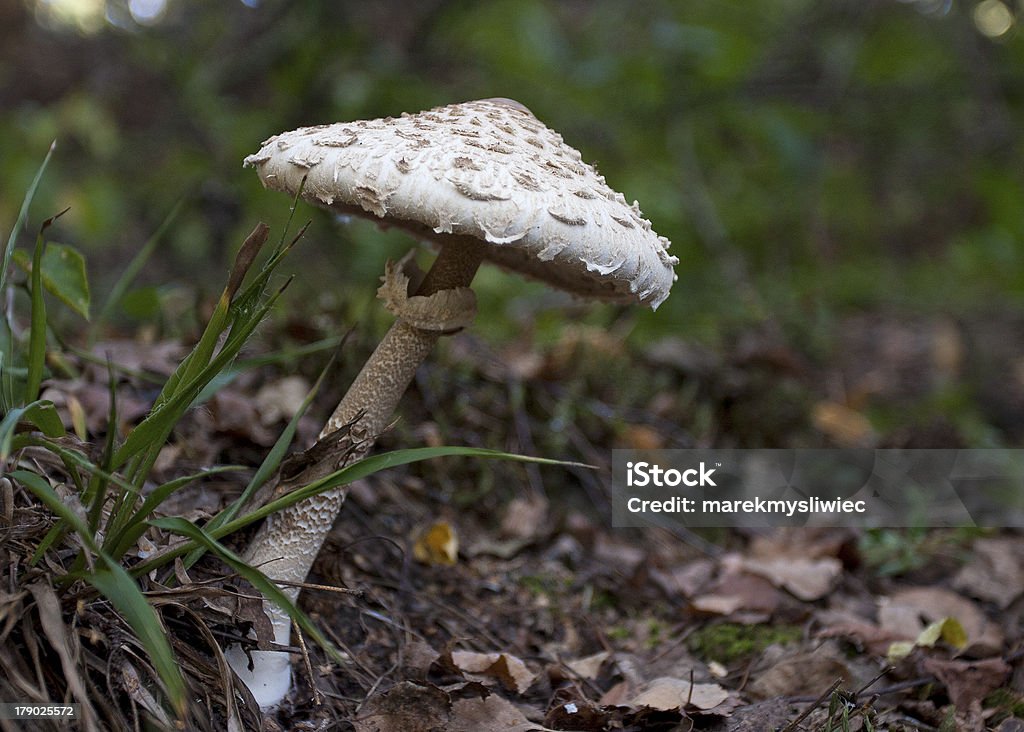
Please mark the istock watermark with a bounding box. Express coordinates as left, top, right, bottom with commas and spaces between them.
612, 449, 1024, 528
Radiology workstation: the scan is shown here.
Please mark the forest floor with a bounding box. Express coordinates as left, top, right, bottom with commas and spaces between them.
3, 304, 1024, 731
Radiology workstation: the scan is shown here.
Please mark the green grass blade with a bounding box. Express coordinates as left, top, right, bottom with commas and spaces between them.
23, 208, 70, 403
1, 141, 55, 297
12, 468, 187, 718
149, 516, 345, 664
113, 277, 288, 479
86, 359, 121, 532
91, 197, 184, 343
0, 399, 64, 459
105, 465, 247, 560
24, 230, 48, 402
148, 223, 268, 417
83, 564, 187, 718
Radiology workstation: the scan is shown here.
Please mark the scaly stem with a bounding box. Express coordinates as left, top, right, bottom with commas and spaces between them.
229, 240, 482, 709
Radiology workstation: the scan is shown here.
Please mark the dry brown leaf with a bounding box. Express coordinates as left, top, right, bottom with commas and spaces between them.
599, 680, 633, 706
564, 651, 610, 680
630, 676, 731, 711
650, 559, 715, 599
254, 375, 309, 425
693, 562, 784, 618
208, 390, 275, 445
922, 657, 1011, 710
730, 554, 842, 601
401, 640, 440, 681
499, 495, 550, 541
952, 537, 1024, 609
748, 642, 852, 699
544, 698, 612, 729
691, 594, 745, 616
749, 528, 855, 561
353, 681, 452, 732
815, 608, 902, 656
449, 694, 552, 732
451, 650, 535, 695
28, 582, 100, 729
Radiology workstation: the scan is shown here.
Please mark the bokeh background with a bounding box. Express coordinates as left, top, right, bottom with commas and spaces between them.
2, 0, 1023, 447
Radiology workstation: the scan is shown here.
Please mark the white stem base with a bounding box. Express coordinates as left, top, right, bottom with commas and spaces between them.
225, 604, 292, 710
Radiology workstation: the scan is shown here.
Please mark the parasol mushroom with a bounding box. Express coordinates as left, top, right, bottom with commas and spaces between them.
228, 98, 677, 708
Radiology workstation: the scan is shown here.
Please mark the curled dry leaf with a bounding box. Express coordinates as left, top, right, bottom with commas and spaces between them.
450, 650, 535, 695
564, 650, 610, 681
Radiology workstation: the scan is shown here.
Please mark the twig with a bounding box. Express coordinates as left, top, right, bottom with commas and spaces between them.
779, 677, 843, 732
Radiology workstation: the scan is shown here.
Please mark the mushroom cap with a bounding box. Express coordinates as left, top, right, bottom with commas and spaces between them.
244, 99, 678, 309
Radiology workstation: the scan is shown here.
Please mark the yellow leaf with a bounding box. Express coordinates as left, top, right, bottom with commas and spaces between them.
413, 520, 458, 566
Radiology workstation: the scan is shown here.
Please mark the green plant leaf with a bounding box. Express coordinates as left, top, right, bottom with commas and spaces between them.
13, 242, 91, 319
1, 141, 55, 297
0, 399, 65, 459
106, 465, 247, 560
92, 197, 183, 341
25, 229, 47, 403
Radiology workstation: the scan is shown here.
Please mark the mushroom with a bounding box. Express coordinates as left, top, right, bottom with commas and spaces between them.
229, 98, 677, 708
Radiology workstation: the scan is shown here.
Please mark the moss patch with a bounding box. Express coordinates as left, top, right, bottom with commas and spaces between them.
689, 622, 802, 664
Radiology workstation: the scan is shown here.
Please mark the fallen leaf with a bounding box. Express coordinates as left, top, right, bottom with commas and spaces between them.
352, 681, 454, 732
878, 587, 1003, 655
731, 554, 842, 601
564, 651, 610, 681
693, 559, 784, 617
749, 528, 856, 561
630, 676, 731, 711
749, 642, 852, 699
922, 657, 1011, 710
815, 608, 903, 656
650, 559, 715, 599
450, 694, 553, 732
451, 651, 535, 695
952, 537, 1024, 609
412, 520, 458, 566
208, 390, 275, 445
499, 495, 550, 541
543, 697, 610, 730
254, 375, 309, 424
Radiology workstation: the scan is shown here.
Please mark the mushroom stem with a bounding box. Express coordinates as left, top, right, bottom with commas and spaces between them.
323, 238, 484, 437
229, 240, 482, 709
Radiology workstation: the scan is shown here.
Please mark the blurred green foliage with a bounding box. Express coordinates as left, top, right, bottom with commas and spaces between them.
1, 0, 1022, 347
